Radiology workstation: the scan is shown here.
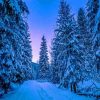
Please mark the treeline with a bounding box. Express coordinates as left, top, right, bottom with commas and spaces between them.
38, 0, 100, 95
0, 0, 32, 96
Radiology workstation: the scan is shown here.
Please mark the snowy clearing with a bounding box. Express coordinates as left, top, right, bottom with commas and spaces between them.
0, 80, 94, 100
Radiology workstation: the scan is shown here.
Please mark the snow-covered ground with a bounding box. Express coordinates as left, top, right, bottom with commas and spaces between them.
78, 80, 100, 95
0, 80, 94, 100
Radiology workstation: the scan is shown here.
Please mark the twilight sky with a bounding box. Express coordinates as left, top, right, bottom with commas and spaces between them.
24, 0, 87, 63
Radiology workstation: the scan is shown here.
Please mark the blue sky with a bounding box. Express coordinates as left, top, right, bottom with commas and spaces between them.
24, 0, 87, 62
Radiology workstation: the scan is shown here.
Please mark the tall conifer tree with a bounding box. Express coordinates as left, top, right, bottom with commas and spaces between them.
77, 8, 93, 80
87, 0, 100, 75
38, 36, 49, 80
0, 0, 32, 95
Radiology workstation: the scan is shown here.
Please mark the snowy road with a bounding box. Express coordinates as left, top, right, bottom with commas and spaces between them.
1, 81, 94, 100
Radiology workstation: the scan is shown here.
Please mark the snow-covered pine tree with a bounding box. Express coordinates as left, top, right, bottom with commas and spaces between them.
87, 0, 99, 33
93, 0, 100, 75
0, 0, 32, 96
51, 34, 61, 83
0, 34, 14, 95
8, 0, 32, 83
87, 0, 100, 76
61, 15, 89, 93
38, 36, 49, 80
51, 0, 83, 92
0, 0, 19, 95
51, 0, 69, 84
18, 1, 33, 80
77, 8, 93, 81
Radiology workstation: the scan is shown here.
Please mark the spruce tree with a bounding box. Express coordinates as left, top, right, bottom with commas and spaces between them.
77, 8, 93, 81
51, 34, 61, 83
93, 0, 100, 75
38, 36, 49, 80
0, 0, 32, 96
62, 17, 85, 93
87, 0, 99, 33
87, 0, 100, 76
51, 1, 83, 93
51, 0, 69, 84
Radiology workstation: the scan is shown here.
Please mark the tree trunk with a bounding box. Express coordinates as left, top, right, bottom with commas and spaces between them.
70, 83, 73, 92
73, 83, 77, 93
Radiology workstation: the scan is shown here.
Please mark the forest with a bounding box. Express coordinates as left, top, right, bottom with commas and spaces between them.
0, 0, 100, 100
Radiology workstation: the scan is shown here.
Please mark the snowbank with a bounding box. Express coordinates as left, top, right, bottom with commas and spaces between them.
78, 80, 100, 95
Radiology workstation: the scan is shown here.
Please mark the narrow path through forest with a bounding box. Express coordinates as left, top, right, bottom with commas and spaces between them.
1, 81, 94, 100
